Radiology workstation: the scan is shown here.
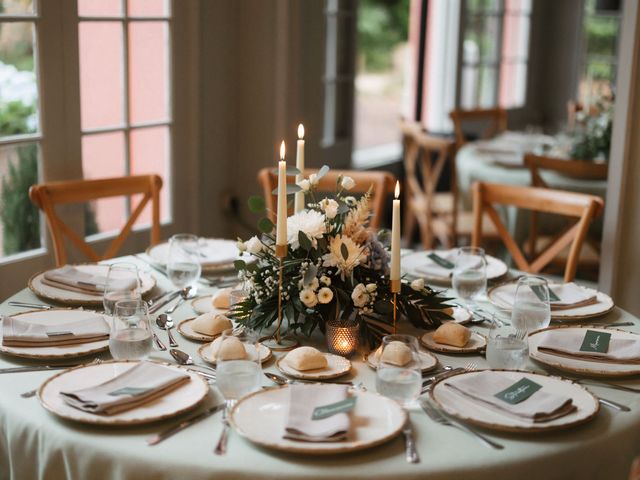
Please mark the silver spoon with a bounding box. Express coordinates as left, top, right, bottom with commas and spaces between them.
169, 348, 217, 376
165, 286, 193, 315
156, 313, 179, 347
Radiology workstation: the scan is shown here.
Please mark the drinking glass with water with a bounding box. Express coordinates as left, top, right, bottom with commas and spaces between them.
486, 312, 528, 370
452, 247, 487, 307
375, 334, 422, 408
103, 263, 141, 315
511, 275, 551, 333
109, 299, 153, 360
167, 234, 202, 291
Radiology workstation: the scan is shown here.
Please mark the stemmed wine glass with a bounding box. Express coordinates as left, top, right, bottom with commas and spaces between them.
510, 275, 551, 333
452, 246, 487, 309
375, 334, 422, 408
109, 299, 153, 360
167, 234, 202, 292
103, 262, 141, 315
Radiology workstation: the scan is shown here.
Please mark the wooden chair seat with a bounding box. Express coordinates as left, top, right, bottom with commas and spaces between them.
29, 175, 163, 266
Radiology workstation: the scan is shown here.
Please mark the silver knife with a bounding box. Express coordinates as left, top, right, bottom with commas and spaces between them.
147, 403, 225, 445
402, 420, 420, 463
148, 290, 182, 314
0, 364, 81, 374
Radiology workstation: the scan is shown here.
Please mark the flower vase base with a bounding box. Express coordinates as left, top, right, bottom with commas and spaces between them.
259, 335, 299, 351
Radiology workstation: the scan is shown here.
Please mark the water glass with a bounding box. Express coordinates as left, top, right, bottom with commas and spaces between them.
511, 275, 551, 333
215, 329, 262, 409
167, 234, 202, 290
452, 247, 487, 306
109, 299, 153, 360
486, 314, 528, 370
103, 262, 141, 315
375, 334, 422, 408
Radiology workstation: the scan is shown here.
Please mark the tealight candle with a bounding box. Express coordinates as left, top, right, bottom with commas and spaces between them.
326, 320, 359, 357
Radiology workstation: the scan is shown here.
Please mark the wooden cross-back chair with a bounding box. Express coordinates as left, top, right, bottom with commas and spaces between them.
471, 182, 604, 282
449, 108, 508, 150
258, 168, 396, 230
29, 175, 163, 266
401, 121, 457, 248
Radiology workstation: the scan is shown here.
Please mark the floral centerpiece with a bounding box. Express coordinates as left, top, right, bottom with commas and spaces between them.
231, 166, 451, 347
570, 98, 613, 162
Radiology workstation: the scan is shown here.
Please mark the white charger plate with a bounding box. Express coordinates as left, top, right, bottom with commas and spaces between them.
488, 282, 615, 321
276, 353, 352, 380
146, 238, 245, 272
0, 309, 110, 360
420, 330, 487, 353
229, 386, 406, 454
403, 249, 508, 284
366, 348, 438, 373
29, 264, 156, 307
430, 369, 599, 433
528, 326, 640, 377
38, 360, 209, 426
198, 341, 272, 365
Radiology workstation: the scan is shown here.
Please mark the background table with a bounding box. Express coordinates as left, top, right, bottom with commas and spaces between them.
1, 255, 639, 480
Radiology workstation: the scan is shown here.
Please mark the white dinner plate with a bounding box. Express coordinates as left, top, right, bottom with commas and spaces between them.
29, 264, 156, 307
420, 330, 487, 354
38, 360, 209, 426
366, 347, 438, 373
430, 369, 599, 433
276, 353, 352, 380
229, 386, 406, 454
0, 309, 110, 360
146, 238, 246, 272
198, 341, 272, 365
528, 326, 640, 377
488, 282, 615, 321
403, 249, 508, 284
442, 306, 473, 324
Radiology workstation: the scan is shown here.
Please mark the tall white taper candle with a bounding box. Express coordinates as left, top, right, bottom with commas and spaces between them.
390, 181, 401, 286
294, 124, 305, 213
276, 140, 287, 247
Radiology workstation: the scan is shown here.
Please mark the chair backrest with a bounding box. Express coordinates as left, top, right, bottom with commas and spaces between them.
29, 175, 163, 266
257, 168, 396, 230
471, 182, 604, 282
524, 154, 609, 186
449, 108, 508, 150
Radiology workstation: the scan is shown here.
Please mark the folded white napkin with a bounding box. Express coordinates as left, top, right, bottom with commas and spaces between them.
415, 250, 456, 278
42, 266, 111, 295
1, 315, 110, 347
445, 371, 575, 422
537, 329, 640, 364
60, 361, 190, 415
283, 384, 351, 442
198, 240, 239, 266
493, 282, 597, 311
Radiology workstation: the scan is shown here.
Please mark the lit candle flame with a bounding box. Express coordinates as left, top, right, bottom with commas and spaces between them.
298, 124, 305, 140
394, 180, 400, 199
280, 140, 286, 161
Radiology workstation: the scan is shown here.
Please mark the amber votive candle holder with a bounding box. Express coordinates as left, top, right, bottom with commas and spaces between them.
326, 319, 359, 357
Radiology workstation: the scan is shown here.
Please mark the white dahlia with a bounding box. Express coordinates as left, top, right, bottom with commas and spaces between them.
287, 210, 327, 250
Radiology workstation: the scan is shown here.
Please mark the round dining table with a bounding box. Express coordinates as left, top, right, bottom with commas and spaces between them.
1, 254, 639, 480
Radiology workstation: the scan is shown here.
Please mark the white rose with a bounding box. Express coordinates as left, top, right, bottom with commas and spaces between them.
245, 236, 263, 255
309, 173, 319, 186
236, 238, 247, 252
297, 179, 310, 192
365, 283, 377, 293
320, 198, 339, 219
320, 275, 332, 286
410, 278, 425, 291
341, 176, 355, 190
299, 289, 318, 308
351, 283, 370, 307
317, 287, 334, 304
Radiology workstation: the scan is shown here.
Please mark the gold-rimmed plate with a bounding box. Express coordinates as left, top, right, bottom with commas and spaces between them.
29, 264, 156, 307
420, 330, 487, 354
197, 341, 272, 365
430, 369, 599, 433
229, 386, 406, 454
146, 238, 250, 273
276, 353, 352, 380
528, 325, 640, 377
403, 249, 508, 284
0, 309, 110, 360
190, 296, 229, 316
38, 360, 209, 426
176, 318, 221, 342
366, 348, 438, 373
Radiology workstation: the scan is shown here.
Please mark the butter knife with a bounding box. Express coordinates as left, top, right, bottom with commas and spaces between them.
0, 364, 82, 374
147, 403, 225, 446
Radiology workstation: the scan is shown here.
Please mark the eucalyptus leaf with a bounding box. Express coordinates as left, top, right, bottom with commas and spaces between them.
270, 166, 301, 176
317, 165, 330, 179
233, 259, 247, 271
337, 202, 350, 215
272, 184, 302, 195
247, 195, 266, 213
257, 217, 275, 233
303, 264, 318, 287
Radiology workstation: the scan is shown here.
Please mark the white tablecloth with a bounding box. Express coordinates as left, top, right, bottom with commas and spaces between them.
1, 256, 639, 480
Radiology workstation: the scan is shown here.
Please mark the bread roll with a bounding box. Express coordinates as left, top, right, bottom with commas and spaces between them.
211, 288, 232, 309
209, 336, 247, 361
379, 341, 412, 366
192, 312, 232, 336
433, 322, 470, 347
285, 346, 328, 371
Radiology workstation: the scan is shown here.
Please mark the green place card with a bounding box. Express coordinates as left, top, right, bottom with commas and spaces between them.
494, 378, 543, 405
108, 387, 153, 397
427, 253, 455, 269
579, 330, 611, 353
311, 396, 357, 420
530, 284, 560, 302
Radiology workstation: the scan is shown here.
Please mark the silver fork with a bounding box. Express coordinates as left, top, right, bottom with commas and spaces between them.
214, 407, 231, 455
401, 419, 420, 463
419, 397, 504, 449
421, 362, 477, 394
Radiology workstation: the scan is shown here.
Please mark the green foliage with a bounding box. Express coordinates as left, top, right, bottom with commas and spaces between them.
358, 0, 410, 72
0, 101, 35, 136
